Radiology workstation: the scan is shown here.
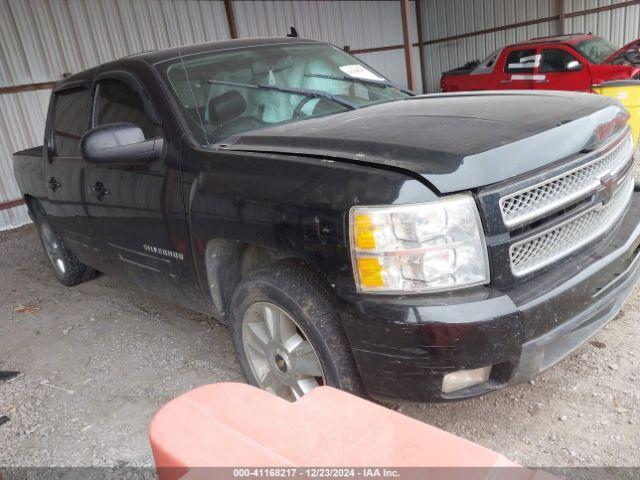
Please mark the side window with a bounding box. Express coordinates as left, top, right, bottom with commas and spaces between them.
51, 88, 90, 157
96, 79, 160, 138
504, 49, 537, 74
539, 49, 581, 73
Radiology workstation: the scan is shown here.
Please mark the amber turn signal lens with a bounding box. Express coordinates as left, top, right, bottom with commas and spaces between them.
356, 257, 384, 288
354, 214, 376, 250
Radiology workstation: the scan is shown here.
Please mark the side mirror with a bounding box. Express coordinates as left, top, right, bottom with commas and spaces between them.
566, 60, 582, 71
81, 122, 164, 164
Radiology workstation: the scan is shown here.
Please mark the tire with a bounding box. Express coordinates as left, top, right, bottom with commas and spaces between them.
34, 209, 97, 287
228, 262, 364, 401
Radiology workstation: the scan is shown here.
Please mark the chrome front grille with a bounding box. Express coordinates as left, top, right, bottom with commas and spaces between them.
509, 172, 634, 277
500, 131, 635, 227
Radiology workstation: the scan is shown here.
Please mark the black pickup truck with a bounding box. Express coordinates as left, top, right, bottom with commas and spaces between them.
13, 37, 640, 402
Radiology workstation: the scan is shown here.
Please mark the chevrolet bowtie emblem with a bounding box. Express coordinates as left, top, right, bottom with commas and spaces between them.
600, 174, 615, 190
599, 174, 616, 205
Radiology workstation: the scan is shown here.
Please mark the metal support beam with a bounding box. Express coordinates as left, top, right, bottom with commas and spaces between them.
399, 0, 415, 91
558, 0, 565, 35
0, 81, 56, 95
415, 0, 428, 93
224, 0, 238, 39
0, 199, 25, 212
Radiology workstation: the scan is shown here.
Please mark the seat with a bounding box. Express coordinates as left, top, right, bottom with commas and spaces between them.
206, 90, 263, 142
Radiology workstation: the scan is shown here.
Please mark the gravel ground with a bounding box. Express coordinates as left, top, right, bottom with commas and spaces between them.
1, 225, 639, 471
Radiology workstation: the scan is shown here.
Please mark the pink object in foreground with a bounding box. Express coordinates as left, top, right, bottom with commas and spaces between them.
149, 383, 560, 480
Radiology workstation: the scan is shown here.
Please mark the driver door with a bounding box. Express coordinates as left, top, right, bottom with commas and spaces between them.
535, 47, 590, 92
82, 74, 187, 300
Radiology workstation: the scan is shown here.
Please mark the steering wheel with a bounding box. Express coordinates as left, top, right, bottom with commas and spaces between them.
292, 96, 317, 119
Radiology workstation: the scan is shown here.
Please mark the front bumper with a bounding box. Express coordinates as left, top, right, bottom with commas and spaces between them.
339, 191, 640, 402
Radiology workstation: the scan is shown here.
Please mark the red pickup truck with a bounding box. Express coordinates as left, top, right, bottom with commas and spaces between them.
441, 34, 640, 92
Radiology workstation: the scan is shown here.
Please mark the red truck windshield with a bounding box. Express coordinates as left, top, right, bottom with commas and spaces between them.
574, 37, 618, 64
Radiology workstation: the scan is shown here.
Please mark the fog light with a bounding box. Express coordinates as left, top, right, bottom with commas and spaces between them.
441, 366, 492, 394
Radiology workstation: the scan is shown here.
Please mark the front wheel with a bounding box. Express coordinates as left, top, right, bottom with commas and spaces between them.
228, 263, 363, 401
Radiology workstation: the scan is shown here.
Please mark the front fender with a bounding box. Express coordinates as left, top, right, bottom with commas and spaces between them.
183, 144, 437, 318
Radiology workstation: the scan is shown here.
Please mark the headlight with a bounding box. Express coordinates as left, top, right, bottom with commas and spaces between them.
349, 195, 490, 293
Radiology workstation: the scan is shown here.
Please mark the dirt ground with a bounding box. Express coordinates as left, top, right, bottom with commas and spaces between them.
1, 225, 639, 471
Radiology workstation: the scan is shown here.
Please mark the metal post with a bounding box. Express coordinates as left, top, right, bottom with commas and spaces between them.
557, 0, 565, 35
224, 0, 238, 39
399, 0, 415, 91
415, 0, 427, 93
0, 199, 25, 212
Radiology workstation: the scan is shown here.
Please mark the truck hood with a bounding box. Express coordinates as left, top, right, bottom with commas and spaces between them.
219, 91, 623, 194
604, 38, 640, 64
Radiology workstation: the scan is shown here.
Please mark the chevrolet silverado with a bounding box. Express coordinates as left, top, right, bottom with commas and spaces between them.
13, 37, 640, 402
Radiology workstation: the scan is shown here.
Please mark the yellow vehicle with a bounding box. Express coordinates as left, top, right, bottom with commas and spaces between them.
594, 80, 640, 147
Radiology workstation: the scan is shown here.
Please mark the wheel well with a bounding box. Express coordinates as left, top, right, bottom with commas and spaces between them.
204, 240, 329, 322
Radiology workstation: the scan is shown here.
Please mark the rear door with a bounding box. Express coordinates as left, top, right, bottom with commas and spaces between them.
43, 85, 98, 265
536, 47, 591, 92
498, 47, 539, 90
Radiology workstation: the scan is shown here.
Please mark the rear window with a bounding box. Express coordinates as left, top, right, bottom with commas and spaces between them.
504, 49, 537, 74
51, 88, 90, 157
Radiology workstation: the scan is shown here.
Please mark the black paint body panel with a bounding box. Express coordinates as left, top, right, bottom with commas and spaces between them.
11, 38, 639, 402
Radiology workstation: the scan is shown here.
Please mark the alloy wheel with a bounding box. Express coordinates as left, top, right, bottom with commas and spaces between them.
242, 301, 325, 401
40, 223, 66, 276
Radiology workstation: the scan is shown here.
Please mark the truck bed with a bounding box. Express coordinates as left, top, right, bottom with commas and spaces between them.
14, 145, 44, 157
12, 145, 45, 206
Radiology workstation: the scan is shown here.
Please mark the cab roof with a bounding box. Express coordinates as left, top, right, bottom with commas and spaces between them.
507, 33, 595, 48
130, 36, 322, 64
54, 37, 323, 91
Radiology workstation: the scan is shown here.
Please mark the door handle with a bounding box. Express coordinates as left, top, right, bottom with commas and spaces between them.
534, 79, 550, 84
90, 182, 111, 200
500, 79, 512, 84
47, 177, 62, 191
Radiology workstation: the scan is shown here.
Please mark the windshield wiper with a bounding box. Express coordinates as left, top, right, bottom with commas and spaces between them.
304, 72, 414, 95
207, 79, 359, 111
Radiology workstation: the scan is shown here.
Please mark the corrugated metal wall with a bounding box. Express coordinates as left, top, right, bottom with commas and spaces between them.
232, 1, 421, 90
419, 0, 640, 92
566, 0, 640, 46
0, 0, 638, 230
0, 0, 232, 231
0, 0, 230, 85
0, 89, 51, 229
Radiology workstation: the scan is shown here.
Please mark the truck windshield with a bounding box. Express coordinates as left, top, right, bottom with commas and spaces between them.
158, 43, 409, 145
575, 37, 618, 64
